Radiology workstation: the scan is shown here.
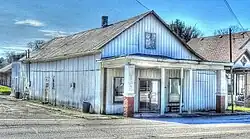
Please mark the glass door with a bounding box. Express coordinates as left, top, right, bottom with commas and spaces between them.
139, 79, 160, 112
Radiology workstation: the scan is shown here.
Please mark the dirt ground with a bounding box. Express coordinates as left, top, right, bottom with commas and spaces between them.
0, 97, 73, 119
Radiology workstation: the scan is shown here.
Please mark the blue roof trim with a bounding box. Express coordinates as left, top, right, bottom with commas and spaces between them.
101, 53, 207, 62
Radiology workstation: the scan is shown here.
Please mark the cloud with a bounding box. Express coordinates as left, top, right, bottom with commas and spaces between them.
39, 29, 70, 37
15, 19, 45, 27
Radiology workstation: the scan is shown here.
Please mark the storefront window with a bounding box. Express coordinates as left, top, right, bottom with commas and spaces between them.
169, 78, 180, 103
226, 74, 232, 95
236, 74, 245, 97
113, 77, 124, 103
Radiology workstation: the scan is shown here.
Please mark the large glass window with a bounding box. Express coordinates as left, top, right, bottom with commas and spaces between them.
169, 78, 180, 103
113, 77, 124, 103
236, 74, 245, 96
235, 74, 246, 102
226, 73, 232, 95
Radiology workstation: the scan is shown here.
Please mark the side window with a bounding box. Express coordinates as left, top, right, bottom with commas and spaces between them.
113, 77, 124, 103
169, 78, 180, 103
226, 74, 232, 95
145, 32, 156, 49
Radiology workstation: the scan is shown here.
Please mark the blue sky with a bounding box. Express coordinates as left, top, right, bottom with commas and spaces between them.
0, 0, 249, 55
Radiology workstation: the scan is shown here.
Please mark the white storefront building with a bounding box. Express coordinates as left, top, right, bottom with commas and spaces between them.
16, 11, 231, 116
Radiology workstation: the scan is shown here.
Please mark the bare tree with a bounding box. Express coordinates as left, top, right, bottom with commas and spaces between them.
169, 19, 203, 42
0, 57, 5, 68
214, 25, 247, 35
4, 51, 25, 63
5, 51, 16, 63
27, 40, 45, 51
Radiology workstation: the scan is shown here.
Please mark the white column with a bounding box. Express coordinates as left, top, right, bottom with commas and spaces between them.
216, 70, 227, 113
179, 68, 183, 113
188, 69, 193, 114
124, 64, 136, 96
123, 64, 136, 117
160, 68, 166, 115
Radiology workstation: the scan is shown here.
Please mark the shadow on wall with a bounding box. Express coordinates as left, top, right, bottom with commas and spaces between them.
30, 90, 96, 113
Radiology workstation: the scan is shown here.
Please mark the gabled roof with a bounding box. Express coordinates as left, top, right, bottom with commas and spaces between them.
26, 11, 203, 62
188, 32, 250, 62
234, 49, 250, 64
0, 63, 12, 73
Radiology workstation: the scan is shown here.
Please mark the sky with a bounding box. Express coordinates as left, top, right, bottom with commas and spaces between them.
0, 0, 249, 56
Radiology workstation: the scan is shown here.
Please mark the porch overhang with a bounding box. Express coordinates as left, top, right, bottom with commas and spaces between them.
100, 56, 233, 70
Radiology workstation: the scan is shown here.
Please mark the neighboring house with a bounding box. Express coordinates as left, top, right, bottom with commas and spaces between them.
0, 63, 12, 87
188, 32, 250, 106
11, 62, 22, 96
17, 11, 231, 117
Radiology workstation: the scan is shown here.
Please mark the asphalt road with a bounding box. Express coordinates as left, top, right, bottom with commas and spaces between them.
1, 96, 250, 139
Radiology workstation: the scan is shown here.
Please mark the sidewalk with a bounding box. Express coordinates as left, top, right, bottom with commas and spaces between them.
134, 110, 250, 118
0, 95, 123, 120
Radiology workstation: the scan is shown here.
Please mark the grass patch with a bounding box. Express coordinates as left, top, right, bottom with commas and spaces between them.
228, 105, 250, 112
0, 85, 11, 94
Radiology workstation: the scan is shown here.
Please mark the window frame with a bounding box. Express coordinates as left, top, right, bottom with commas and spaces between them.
113, 77, 124, 103
168, 77, 182, 103
145, 32, 156, 49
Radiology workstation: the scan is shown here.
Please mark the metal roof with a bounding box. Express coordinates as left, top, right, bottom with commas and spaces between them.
25, 10, 204, 62
0, 63, 12, 73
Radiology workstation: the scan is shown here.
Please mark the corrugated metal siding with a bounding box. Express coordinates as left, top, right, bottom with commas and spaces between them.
183, 70, 216, 111
11, 62, 25, 94
0, 73, 11, 87
138, 69, 161, 79
22, 54, 101, 113
102, 14, 198, 60
106, 68, 124, 114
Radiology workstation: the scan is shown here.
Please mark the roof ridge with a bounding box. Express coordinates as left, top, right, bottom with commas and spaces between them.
191, 30, 250, 40
62, 10, 152, 39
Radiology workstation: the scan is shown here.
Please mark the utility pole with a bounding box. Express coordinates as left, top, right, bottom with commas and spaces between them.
229, 28, 234, 113
27, 49, 31, 87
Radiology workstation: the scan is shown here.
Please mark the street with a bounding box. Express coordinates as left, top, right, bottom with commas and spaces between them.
1, 97, 250, 139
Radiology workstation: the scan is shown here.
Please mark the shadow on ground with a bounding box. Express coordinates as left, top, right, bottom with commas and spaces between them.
141, 115, 250, 124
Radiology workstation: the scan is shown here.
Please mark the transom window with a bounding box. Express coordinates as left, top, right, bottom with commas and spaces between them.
113, 77, 124, 103
145, 32, 156, 49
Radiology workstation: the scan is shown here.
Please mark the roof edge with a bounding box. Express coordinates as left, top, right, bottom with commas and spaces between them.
22, 50, 101, 63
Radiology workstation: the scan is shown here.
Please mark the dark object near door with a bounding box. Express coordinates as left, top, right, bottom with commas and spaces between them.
15, 92, 20, 99
82, 101, 91, 113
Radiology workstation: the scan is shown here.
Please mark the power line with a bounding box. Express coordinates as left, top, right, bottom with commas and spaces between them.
223, 0, 249, 37
135, 0, 150, 10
